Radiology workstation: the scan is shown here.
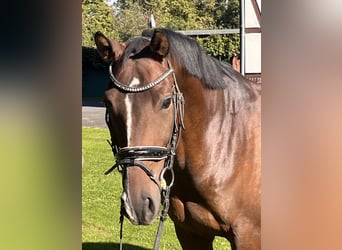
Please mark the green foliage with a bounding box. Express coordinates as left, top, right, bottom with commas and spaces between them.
154, 0, 215, 30
215, 0, 240, 28
82, 0, 117, 47
196, 0, 241, 61
113, 1, 148, 41
197, 33, 240, 61
82, 0, 241, 61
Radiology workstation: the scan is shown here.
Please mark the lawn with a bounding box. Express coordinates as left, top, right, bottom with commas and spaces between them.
82, 127, 230, 250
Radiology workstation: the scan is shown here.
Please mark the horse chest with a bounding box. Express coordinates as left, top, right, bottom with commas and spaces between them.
169, 195, 230, 234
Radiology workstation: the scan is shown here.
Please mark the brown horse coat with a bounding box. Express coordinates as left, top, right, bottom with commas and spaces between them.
95, 28, 261, 250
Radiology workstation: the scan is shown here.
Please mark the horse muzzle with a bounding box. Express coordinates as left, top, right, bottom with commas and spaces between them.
106, 146, 175, 225
121, 164, 162, 225
121, 189, 160, 225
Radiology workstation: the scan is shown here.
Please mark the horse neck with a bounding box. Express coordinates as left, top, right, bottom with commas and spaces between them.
175, 75, 230, 168
175, 73, 259, 173
178, 73, 230, 127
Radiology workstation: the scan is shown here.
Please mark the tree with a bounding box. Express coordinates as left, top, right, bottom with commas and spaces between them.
82, 0, 241, 61
82, 0, 117, 47
201, 0, 240, 61
114, 0, 216, 32
215, 0, 240, 29
151, 0, 240, 61
113, 1, 148, 41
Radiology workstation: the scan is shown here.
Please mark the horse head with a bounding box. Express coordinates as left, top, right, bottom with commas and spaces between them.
95, 30, 183, 225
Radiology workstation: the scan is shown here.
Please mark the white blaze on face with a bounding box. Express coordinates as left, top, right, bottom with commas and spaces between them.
125, 77, 140, 146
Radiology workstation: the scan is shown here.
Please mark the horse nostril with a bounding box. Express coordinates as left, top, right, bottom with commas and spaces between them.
145, 197, 156, 214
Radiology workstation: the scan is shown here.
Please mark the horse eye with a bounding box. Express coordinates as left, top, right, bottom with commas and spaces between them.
161, 97, 172, 109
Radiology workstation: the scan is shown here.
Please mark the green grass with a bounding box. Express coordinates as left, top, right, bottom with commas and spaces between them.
82, 127, 230, 250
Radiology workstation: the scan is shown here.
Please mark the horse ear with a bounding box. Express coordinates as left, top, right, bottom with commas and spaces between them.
150, 29, 169, 58
94, 31, 125, 62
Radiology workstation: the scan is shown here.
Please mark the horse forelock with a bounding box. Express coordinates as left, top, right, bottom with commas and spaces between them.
121, 36, 151, 64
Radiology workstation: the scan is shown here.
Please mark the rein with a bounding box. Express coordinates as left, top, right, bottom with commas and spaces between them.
105, 59, 184, 250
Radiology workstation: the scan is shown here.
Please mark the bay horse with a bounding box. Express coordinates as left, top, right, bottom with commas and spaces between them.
95, 28, 261, 250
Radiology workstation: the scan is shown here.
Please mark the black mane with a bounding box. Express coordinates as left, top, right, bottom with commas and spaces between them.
145, 28, 240, 89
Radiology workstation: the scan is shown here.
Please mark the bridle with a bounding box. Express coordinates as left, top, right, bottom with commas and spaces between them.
104, 59, 185, 250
